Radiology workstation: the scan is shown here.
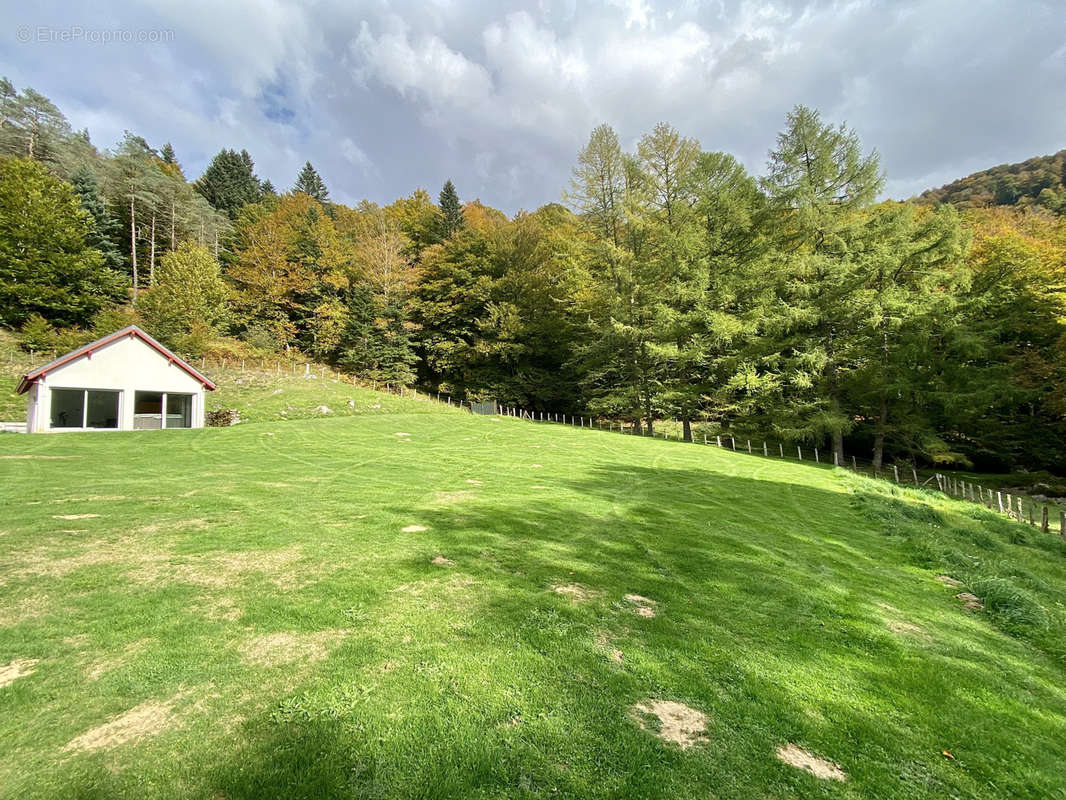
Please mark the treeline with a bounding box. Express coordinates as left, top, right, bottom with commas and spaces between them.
917, 149, 1066, 214
2, 79, 1065, 473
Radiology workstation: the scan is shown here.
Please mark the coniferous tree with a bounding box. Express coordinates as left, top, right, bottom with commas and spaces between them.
260, 179, 277, 197
747, 105, 884, 463
294, 161, 329, 203
70, 167, 124, 273
195, 148, 261, 219
437, 180, 464, 239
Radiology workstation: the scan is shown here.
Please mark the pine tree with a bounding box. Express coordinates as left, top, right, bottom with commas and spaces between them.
437, 180, 464, 239
748, 105, 884, 463
70, 167, 124, 273
160, 142, 177, 166
294, 161, 329, 203
260, 179, 277, 197
195, 148, 261, 219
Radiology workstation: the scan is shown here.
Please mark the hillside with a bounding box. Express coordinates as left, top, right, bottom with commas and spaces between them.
916, 149, 1066, 212
1, 411, 1065, 798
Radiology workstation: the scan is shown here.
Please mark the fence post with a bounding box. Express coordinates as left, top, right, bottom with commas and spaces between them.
814, 447, 819, 463
703, 434, 708, 445
763, 442, 768, 457
747, 440, 752, 454
1017, 497, 1025, 523
853, 456, 858, 471
716, 435, 722, 447
997, 492, 1004, 514
1041, 505, 1049, 533
779, 443, 784, 458
893, 465, 899, 483
797, 446, 802, 460
1028, 504, 1034, 526
730, 437, 736, 451
1060, 510, 1065, 538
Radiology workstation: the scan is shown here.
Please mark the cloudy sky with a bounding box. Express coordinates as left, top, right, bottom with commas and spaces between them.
2, 0, 1064, 213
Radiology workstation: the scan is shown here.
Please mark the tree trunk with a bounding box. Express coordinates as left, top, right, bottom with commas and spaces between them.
633, 420, 642, 436
872, 395, 888, 469
129, 195, 138, 301
682, 418, 692, 442
149, 213, 156, 285
832, 429, 844, 465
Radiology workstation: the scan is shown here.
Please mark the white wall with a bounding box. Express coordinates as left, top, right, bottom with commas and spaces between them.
26, 335, 208, 432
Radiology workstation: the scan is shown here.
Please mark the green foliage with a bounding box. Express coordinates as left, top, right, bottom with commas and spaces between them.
918, 149, 1066, 215
437, 179, 464, 239
294, 161, 329, 204
0, 157, 124, 327
135, 242, 229, 347
195, 148, 262, 219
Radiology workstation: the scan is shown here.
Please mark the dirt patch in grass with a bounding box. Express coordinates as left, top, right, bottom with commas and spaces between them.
887, 620, 930, 641
63, 693, 185, 752
554, 583, 599, 602
625, 594, 657, 618
956, 592, 985, 611
936, 575, 963, 588
51, 514, 100, 521
0, 593, 51, 626
137, 518, 209, 534
402, 524, 428, 533
431, 556, 455, 566
530, 485, 550, 490
465, 479, 483, 486
239, 629, 347, 666
0, 658, 39, 688
631, 700, 708, 749
434, 491, 474, 505
775, 743, 847, 781
200, 596, 242, 622
132, 546, 310, 590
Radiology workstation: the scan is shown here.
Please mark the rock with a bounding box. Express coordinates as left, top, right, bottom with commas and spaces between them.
316, 405, 332, 414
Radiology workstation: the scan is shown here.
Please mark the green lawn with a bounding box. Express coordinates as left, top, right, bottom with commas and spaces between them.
2, 407, 1066, 798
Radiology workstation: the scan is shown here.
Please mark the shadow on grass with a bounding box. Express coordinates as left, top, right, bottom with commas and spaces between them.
53, 463, 1066, 800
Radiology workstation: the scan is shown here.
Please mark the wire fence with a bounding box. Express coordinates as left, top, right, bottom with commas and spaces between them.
37, 352, 1061, 536
485, 403, 1066, 537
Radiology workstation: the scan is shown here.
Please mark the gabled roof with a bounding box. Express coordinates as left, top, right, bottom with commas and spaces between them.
16, 325, 216, 394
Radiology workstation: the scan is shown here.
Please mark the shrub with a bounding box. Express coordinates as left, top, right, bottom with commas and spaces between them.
969, 576, 1049, 634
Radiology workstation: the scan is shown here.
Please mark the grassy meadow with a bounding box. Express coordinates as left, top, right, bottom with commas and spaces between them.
2, 401, 1066, 798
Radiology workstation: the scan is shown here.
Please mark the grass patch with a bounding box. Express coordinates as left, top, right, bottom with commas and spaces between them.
1, 412, 1066, 798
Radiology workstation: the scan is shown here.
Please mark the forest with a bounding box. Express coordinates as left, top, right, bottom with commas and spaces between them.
2, 77, 1064, 473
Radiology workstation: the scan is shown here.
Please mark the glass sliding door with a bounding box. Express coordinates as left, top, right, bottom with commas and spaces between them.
85, 391, 119, 428
164, 394, 193, 428
50, 389, 84, 428
134, 391, 163, 429
50, 389, 120, 429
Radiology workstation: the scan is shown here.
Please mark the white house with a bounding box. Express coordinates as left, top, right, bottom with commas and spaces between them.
16, 326, 216, 433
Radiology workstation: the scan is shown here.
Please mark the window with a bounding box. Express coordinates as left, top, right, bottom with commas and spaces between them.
50, 389, 84, 428
50, 389, 119, 429
165, 394, 193, 428
134, 391, 163, 429
86, 391, 119, 428
134, 391, 193, 429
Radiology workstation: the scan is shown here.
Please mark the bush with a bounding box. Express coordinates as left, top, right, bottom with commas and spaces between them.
969, 576, 1049, 634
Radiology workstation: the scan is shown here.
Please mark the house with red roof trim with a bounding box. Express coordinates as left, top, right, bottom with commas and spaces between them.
16, 326, 216, 433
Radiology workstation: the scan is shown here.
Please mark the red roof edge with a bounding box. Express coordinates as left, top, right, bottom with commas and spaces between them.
16, 326, 217, 394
